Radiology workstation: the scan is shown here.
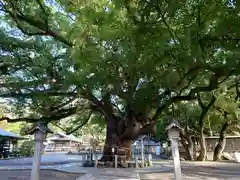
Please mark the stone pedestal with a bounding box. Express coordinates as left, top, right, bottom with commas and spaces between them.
171, 137, 182, 180
30, 131, 45, 180
166, 120, 183, 180
234, 152, 240, 163
23, 122, 52, 180
141, 137, 144, 167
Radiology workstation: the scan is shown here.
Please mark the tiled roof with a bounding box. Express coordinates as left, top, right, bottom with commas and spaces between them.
0, 128, 25, 139
46, 132, 82, 142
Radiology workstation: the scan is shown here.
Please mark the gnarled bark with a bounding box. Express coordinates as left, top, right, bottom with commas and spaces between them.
197, 95, 216, 161
213, 122, 228, 161
192, 137, 198, 160
197, 127, 207, 161
180, 131, 194, 161
99, 115, 156, 163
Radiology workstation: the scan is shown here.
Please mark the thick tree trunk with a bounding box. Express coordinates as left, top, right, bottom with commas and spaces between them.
197, 127, 207, 161
193, 138, 197, 160
100, 116, 137, 162
100, 136, 133, 162
186, 132, 194, 160
100, 116, 119, 162
180, 132, 193, 160
99, 115, 156, 163
213, 122, 228, 161
196, 94, 216, 161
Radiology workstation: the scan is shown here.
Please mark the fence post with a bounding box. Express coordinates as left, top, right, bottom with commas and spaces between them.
95, 158, 98, 167
135, 156, 139, 168
141, 137, 144, 167
115, 155, 118, 168
148, 154, 152, 167
83, 154, 86, 162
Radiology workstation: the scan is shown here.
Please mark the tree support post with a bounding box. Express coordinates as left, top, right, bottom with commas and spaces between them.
135, 156, 139, 168
115, 155, 118, 168
141, 136, 144, 167
148, 154, 152, 167
94, 155, 98, 168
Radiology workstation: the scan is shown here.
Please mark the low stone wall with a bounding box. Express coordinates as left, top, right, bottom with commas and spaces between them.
206, 136, 240, 152
178, 136, 240, 160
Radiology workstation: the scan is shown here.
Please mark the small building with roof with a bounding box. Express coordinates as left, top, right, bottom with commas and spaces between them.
0, 128, 26, 158
133, 135, 160, 156
44, 132, 82, 152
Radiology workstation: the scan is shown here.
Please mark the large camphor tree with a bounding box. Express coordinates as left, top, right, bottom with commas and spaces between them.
1, 0, 240, 161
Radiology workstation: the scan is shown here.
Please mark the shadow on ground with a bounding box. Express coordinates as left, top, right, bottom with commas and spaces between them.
0, 169, 83, 180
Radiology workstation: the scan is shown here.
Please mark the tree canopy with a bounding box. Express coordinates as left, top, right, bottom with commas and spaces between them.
1, 1, 240, 160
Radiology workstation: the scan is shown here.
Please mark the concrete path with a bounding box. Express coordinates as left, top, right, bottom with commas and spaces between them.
1, 155, 240, 180
139, 161, 240, 180
0, 162, 92, 174
0, 164, 140, 180
0, 152, 102, 166
77, 169, 140, 180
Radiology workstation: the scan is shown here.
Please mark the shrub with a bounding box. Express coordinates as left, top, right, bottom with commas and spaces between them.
19, 140, 35, 157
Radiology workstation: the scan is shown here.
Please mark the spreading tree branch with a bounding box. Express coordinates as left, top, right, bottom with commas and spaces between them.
66, 112, 92, 135
155, 0, 179, 44
51, 122, 68, 132
0, 107, 77, 123
235, 83, 240, 101
151, 94, 196, 122
0, 116, 36, 123
199, 96, 216, 127
197, 93, 206, 109
51, 97, 77, 112
152, 73, 221, 122
36, 0, 48, 16
176, 65, 202, 88
82, 89, 117, 120
2, 2, 72, 46
0, 91, 78, 98
0, 78, 50, 88
139, 122, 156, 135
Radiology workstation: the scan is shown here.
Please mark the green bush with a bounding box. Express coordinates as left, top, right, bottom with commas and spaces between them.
19, 140, 35, 157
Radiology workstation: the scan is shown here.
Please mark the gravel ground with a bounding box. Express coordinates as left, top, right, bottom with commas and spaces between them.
0, 169, 83, 180
139, 167, 240, 180
139, 172, 214, 180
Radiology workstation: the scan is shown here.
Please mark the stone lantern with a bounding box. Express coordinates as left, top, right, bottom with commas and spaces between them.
166, 120, 183, 180
24, 121, 53, 180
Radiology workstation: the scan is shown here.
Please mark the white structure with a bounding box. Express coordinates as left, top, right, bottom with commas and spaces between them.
155, 146, 160, 155
234, 152, 240, 163
44, 132, 82, 152
31, 130, 44, 180
141, 136, 144, 167
132, 136, 160, 155
166, 120, 183, 180
26, 122, 52, 180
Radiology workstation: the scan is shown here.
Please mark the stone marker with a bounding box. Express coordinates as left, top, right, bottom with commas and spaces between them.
115, 154, 118, 168
141, 136, 144, 167
148, 154, 152, 167
234, 152, 240, 163
135, 156, 139, 168
23, 121, 53, 180
166, 120, 183, 180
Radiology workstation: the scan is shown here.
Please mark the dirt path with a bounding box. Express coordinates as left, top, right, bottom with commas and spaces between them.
0, 169, 83, 180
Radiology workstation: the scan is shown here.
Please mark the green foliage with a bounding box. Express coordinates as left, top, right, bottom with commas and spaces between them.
19, 140, 35, 157
1, 0, 240, 141
155, 119, 169, 141
52, 114, 106, 147
6, 122, 24, 134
